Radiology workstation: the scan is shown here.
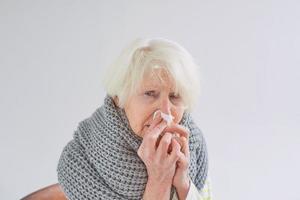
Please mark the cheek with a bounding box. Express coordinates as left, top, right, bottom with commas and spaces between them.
135, 111, 159, 137
126, 108, 152, 136
172, 107, 185, 124
128, 113, 142, 132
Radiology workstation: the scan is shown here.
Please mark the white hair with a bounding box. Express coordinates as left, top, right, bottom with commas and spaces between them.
101, 37, 202, 112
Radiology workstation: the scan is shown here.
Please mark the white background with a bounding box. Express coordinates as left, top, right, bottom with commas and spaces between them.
1, 1, 299, 199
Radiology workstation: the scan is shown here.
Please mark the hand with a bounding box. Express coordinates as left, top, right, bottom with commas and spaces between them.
164, 125, 191, 200
137, 114, 181, 200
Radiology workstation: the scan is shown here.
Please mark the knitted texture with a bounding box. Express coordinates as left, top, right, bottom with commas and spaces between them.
57, 94, 208, 200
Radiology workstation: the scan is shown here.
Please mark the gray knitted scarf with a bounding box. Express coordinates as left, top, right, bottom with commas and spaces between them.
57, 94, 208, 200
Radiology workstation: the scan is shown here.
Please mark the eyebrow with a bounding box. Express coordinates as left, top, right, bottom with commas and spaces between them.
141, 81, 176, 90
142, 83, 160, 89
142, 86, 178, 93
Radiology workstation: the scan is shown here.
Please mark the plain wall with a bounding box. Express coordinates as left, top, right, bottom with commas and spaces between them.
0, 0, 299, 199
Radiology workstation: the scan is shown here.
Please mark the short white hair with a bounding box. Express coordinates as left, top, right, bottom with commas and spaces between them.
101, 37, 202, 112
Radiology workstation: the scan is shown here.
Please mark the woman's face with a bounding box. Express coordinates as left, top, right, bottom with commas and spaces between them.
123, 69, 186, 138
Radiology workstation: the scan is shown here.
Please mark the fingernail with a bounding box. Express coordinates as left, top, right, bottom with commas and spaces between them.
153, 110, 161, 120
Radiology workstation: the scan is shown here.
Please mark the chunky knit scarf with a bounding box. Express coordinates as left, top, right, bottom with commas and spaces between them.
57, 94, 208, 200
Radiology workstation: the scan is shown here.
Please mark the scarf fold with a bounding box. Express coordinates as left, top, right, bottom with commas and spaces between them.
57, 94, 208, 200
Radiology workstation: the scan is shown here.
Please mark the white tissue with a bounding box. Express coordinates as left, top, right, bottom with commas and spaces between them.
153, 110, 174, 126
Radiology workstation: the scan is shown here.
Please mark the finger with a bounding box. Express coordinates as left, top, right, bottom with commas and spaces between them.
148, 110, 163, 130
172, 135, 183, 150
176, 151, 189, 169
168, 138, 181, 164
180, 136, 190, 159
156, 132, 173, 159
152, 110, 161, 121
163, 124, 190, 139
137, 142, 150, 162
143, 110, 164, 137
143, 120, 168, 149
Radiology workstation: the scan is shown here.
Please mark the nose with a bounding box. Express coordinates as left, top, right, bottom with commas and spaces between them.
159, 95, 172, 115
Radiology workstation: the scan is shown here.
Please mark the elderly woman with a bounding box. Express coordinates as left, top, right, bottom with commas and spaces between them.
57, 38, 212, 200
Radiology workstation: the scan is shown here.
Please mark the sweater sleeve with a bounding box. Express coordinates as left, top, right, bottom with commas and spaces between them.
172, 171, 213, 200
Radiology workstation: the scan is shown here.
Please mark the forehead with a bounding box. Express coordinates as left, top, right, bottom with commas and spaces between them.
140, 68, 175, 89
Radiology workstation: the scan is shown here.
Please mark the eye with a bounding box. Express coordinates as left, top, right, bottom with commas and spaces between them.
170, 93, 181, 99
144, 90, 157, 97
